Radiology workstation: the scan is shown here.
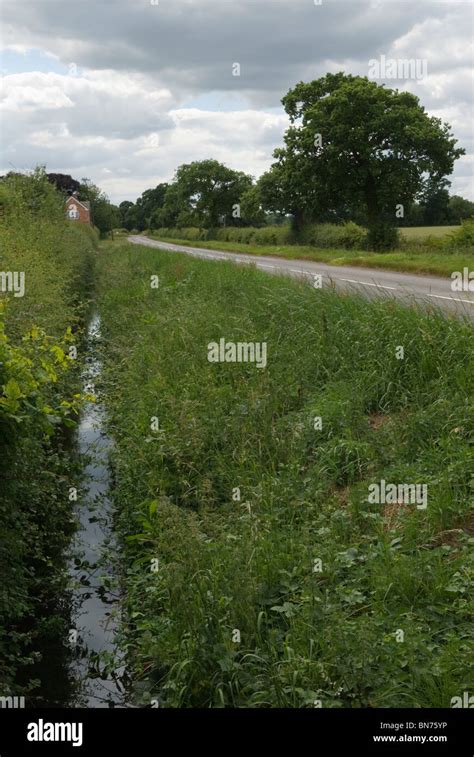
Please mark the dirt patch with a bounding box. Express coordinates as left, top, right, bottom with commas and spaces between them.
461, 511, 474, 535
334, 485, 350, 506
382, 501, 409, 531
427, 529, 465, 549
433, 513, 474, 547
369, 413, 390, 431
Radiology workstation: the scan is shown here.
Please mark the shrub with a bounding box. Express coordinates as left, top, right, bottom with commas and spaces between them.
366, 221, 400, 251
0, 169, 95, 692
299, 221, 367, 249
215, 227, 257, 244
154, 222, 367, 249
154, 226, 209, 241
156, 225, 294, 246
253, 226, 293, 245
0, 171, 96, 337
443, 217, 474, 251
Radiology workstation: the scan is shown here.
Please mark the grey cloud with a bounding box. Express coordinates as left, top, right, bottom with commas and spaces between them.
2, 0, 461, 102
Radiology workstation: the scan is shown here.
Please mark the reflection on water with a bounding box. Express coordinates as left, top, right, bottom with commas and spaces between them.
67, 312, 128, 707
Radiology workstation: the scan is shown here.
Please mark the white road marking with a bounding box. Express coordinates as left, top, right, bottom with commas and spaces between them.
426, 293, 474, 304
338, 277, 397, 290
129, 238, 474, 314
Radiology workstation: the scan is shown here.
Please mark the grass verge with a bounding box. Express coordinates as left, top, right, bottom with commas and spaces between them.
147, 233, 473, 278
98, 240, 473, 708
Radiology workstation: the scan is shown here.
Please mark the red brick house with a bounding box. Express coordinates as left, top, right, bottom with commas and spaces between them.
65, 193, 91, 224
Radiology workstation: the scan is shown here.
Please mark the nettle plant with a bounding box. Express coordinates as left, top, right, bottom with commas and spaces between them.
0, 304, 82, 444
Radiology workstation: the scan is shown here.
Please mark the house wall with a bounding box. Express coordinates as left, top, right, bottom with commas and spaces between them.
65, 197, 91, 224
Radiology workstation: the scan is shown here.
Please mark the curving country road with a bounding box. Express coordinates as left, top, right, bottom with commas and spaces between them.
128, 235, 474, 321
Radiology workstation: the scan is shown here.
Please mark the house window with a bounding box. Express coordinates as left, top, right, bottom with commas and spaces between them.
68, 204, 79, 219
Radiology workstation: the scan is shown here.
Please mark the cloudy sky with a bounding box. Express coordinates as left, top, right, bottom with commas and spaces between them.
1, 0, 472, 204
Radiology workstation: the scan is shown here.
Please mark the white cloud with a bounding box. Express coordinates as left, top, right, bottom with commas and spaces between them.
1, 74, 74, 111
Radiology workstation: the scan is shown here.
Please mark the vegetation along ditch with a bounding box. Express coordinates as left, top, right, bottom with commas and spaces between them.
95, 240, 473, 708
0, 171, 472, 710
0, 171, 127, 707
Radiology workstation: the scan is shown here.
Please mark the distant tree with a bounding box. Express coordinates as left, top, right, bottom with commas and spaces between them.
257, 167, 291, 219
276, 73, 465, 247
158, 160, 253, 228
151, 184, 182, 228
448, 195, 474, 224
240, 185, 266, 226
137, 183, 169, 230
93, 202, 120, 235
419, 177, 450, 225
79, 179, 118, 236
118, 184, 169, 231
119, 201, 136, 230
46, 173, 80, 194
400, 202, 424, 227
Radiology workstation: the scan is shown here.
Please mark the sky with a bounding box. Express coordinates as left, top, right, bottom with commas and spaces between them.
1, 0, 473, 205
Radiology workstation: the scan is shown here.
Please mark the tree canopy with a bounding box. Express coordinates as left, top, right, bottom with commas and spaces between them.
156, 160, 253, 229
78, 179, 120, 236
110, 74, 469, 246
271, 73, 464, 234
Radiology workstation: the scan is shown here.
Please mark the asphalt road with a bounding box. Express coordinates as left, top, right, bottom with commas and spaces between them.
128, 235, 474, 321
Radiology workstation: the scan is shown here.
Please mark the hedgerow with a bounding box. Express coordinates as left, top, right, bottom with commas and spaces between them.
0, 169, 96, 694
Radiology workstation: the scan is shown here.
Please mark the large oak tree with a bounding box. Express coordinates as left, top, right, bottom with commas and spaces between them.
273, 73, 464, 241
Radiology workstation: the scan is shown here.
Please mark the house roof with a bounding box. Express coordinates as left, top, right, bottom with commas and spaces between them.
65, 195, 91, 212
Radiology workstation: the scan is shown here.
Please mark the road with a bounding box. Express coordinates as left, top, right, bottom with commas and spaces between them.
128, 235, 474, 321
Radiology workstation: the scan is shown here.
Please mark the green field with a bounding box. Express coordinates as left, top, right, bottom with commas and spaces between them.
97, 240, 473, 708
148, 233, 473, 278
400, 226, 459, 240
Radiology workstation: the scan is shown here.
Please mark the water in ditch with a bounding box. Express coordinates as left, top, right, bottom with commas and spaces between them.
17, 311, 129, 708
66, 311, 128, 707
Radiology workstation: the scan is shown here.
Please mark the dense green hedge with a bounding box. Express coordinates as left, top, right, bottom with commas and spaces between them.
214, 226, 295, 245
298, 221, 368, 249
151, 225, 294, 245
443, 218, 474, 251
0, 170, 97, 695
152, 222, 369, 249
151, 217, 473, 253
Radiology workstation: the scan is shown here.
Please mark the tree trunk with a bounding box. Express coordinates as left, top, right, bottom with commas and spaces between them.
364, 174, 380, 227
292, 208, 305, 235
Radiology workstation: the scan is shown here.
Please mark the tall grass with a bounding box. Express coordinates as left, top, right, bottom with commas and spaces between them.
98, 241, 473, 708
148, 232, 474, 277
